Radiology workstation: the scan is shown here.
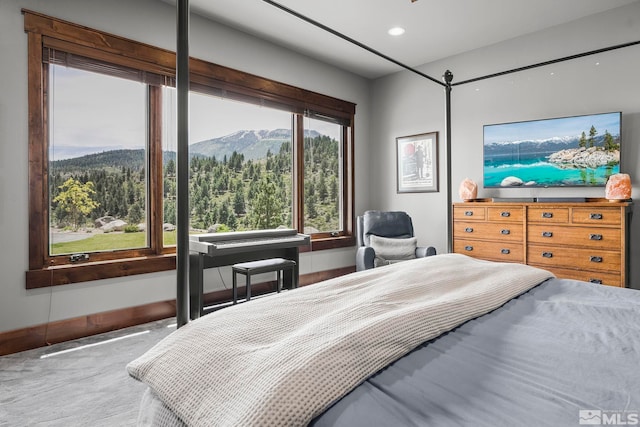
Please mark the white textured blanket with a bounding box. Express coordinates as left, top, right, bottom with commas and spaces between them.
127, 254, 553, 426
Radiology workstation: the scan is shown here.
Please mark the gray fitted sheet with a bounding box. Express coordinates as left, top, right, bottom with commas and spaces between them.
311, 278, 640, 426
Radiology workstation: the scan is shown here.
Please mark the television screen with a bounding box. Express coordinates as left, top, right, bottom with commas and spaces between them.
483, 112, 621, 188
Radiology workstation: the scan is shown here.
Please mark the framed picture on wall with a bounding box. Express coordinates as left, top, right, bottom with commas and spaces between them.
396, 131, 439, 193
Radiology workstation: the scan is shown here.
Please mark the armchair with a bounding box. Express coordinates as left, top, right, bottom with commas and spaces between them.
356, 210, 436, 271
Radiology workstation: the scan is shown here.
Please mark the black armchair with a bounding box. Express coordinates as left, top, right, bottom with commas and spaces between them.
356, 210, 436, 271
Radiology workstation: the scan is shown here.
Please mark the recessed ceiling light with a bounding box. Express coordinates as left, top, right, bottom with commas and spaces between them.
388, 27, 405, 36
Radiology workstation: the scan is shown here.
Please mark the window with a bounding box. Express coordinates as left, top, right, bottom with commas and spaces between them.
303, 115, 344, 235
49, 65, 149, 255
24, 11, 355, 288
163, 90, 295, 236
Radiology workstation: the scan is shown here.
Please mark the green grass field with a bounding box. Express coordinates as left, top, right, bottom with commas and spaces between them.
51, 231, 177, 255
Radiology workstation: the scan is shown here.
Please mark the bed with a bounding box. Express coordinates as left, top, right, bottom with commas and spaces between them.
127, 254, 640, 426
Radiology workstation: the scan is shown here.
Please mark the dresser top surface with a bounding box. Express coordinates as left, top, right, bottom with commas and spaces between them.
454, 199, 632, 208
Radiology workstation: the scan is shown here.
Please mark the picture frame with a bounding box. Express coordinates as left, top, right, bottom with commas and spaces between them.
396, 132, 439, 193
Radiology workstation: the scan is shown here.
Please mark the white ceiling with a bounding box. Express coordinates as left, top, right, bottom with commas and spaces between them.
178, 0, 638, 79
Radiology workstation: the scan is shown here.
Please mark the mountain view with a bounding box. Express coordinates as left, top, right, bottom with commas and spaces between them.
190, 129, 320, 161
483, 133, 618, 160
49, 129, 340, 252
53, 128, 322, 163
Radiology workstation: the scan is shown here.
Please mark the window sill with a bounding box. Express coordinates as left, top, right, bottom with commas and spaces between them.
26, 235, 355, 288
308, 235, 355, 251
26, 254, 176, 289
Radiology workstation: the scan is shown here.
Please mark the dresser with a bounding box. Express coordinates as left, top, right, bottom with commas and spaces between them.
452, 200, 632, 287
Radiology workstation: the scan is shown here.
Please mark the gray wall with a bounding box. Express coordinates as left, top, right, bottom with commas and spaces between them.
0, 0, 371, 333
370, 2, 640, 288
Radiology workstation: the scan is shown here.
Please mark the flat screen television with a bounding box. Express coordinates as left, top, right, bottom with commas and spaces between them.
483, 111, 621, 188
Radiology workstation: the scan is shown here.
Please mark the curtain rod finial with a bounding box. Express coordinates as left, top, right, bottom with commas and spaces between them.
443, 70, 453, 85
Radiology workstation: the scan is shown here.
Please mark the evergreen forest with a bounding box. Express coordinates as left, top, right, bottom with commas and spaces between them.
49, 133, 341, 235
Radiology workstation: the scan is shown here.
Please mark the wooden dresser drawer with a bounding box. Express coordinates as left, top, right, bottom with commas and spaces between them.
487, 206, 524, 222
454, 239, 524, 263
530, 265, 622, 287
527, 225, 620, 249
572, 207, 621, 226
455, 221, 523, 242
527, 244, 620, 272
452, 201, 630, 287
527, 207, 569, 223
453, 206, 485, 221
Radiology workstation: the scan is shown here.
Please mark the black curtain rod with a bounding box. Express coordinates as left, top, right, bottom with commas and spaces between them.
262, 0, 640, 89
261, 0, 446, 87
453, 40, 640, 86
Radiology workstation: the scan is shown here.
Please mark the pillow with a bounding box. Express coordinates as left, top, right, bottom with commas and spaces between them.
369, 235, 417, 267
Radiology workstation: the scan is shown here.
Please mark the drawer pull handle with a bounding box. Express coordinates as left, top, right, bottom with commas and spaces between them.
464, 245, 473, 251
501, 249, 510, 255
542, 252, 553, 258
464, 227, 474, 233
589, 279, 603, 284
590, 213, 603, 220
590, 256, 603, 263
542, 212, 553, 218
464, 211, 473, 216
501, 211, 510, 217
501, 229, 510, 235
542, 231, 553, 238
590, 234, 603, 241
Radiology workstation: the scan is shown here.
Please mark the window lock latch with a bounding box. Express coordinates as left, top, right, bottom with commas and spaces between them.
69, 253, 90, 263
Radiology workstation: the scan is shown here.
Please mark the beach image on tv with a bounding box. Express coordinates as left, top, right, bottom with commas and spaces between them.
483, 112, 621, 188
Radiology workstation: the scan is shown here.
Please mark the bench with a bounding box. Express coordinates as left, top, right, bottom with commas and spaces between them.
231, 258, 297, 304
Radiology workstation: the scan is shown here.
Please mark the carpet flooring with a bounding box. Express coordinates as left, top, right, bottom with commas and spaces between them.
0, 318, 176, 426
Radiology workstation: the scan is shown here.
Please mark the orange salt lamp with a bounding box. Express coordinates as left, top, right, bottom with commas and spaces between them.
459, 178, 478, 201
605, 173, 631, 201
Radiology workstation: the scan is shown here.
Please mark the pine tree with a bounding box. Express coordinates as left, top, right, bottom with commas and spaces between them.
317, 169, 328, 202
233, 187, 246, 215
603, 130, 617, 152
127, 201, 144, 225
588, 126, 598, 148
251, 173, 284, 229
329, 176, 338, 202
163, 199, 176, 225
165, 158, 176, 176
579, 131, 587, 148
306, 191, 318, 219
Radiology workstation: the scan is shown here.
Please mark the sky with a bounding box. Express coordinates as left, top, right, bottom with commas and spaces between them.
483, 112, 621, 145
50, 65, 341, 159
50, 66, 147, 156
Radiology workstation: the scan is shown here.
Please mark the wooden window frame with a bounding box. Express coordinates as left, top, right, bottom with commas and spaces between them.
23, 10, 355, 289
